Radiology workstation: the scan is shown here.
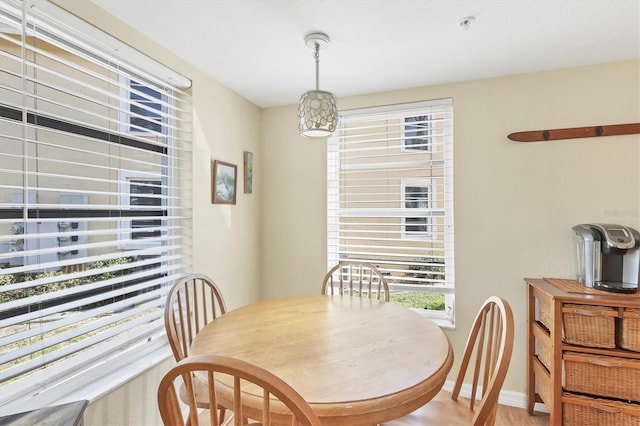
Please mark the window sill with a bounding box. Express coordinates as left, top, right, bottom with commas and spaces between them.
58, 342, 172, 407
11, 342, 170, 420
1, 338, 172, 416
411, 308, 455, 330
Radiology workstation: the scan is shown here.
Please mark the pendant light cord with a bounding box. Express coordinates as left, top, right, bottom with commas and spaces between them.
313, 42, 320, 90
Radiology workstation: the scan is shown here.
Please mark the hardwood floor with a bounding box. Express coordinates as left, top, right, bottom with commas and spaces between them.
381, 397, 550, 425
494, 404, 549, 426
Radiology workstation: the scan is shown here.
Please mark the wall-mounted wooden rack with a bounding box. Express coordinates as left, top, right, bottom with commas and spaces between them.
508, 123, 640, 142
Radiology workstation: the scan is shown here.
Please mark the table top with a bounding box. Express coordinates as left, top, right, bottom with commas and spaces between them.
192, 295, 453, 425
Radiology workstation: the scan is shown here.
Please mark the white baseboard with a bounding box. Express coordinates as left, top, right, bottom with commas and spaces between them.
441, 381, 550, 414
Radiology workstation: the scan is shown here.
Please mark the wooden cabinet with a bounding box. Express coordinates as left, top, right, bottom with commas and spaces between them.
526, 278, 640, 425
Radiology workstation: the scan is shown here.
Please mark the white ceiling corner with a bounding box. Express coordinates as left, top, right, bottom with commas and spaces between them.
90, 0, 640, 108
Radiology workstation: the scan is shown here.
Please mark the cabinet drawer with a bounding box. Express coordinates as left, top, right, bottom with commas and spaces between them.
537, 333, 552, 372
562, 304, 617, 348
618, 308, 640, 352
563, 392, 640, 426
563, 352, 640, 402
538, 297, 552, 331
533, 357, 552, 407
532, 321, 552, 371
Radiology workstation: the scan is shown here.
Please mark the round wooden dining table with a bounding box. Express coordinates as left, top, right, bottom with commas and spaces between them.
191, 294, 453, 426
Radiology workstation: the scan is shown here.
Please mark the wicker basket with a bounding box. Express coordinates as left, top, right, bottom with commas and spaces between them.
563, 352, 640, 402
562, 304, 617, 348
619, 308, 640, 352
533, 359, 552, 407
563, 392, 640, 426
537, 337, 552, 371
538, 298, 552, 331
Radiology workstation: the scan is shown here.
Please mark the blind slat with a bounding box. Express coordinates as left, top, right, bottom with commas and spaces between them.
0, 325, 168, 413
1, 312, 164, 382
1, 293, 166, 364
1, 265, 180, 314
0, 254, 182, 292
0, 271, 186, 329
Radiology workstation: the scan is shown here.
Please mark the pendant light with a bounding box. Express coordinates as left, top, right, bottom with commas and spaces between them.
297, 32, 338, 138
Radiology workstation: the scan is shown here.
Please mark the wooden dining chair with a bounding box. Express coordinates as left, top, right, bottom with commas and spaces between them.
158, 354, 322, 426
321, 261, 390, 301
164, 273, 228, 418
382, 296, 514, 426
165, 273, 228, 361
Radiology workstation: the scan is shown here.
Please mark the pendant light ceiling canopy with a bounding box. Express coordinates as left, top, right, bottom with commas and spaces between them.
297, 32, 338, 138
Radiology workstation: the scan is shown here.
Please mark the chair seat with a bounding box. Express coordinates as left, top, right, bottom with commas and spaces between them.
180, 376, 227, 420
180, 376, 213, 409
197, 412, 262, 426
381, 391, 474, 425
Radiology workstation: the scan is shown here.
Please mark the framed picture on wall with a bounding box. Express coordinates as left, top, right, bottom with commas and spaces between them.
244, 151, 253, 194
212, 160, 237, 205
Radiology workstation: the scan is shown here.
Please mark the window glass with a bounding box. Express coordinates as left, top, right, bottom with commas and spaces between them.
130, 179, 162, 240
129, 81, 163, 133
404, 183, 431, 237
403, 114, 431, 151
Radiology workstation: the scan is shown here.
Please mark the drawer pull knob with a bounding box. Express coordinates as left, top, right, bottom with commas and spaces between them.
589, 403, 624, 414
586, 357, 622, 367
564, 307, 617, 317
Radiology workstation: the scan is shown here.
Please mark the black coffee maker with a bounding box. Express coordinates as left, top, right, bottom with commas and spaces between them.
572, 223, 640, 293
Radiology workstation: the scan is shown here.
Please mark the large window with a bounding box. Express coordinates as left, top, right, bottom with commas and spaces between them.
327, 99, 454, 324
0, 0, 192, 413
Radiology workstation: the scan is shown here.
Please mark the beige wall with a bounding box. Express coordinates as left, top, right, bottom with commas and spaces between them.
262, 60, 640, 396
48, 1, 640, 423
82, 358, 174, 426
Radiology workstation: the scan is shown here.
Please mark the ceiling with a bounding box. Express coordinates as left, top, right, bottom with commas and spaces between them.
91, 0, 640, 108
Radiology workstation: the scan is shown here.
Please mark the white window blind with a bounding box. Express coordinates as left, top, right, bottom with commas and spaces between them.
327, 99, 454, 321
0, 0, 193, 412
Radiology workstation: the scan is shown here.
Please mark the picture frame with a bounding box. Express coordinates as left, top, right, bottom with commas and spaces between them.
244, 151, 253, 194
212, 160, 237, 205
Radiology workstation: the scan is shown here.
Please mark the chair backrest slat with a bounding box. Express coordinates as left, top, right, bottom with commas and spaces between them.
233, 376, 242, 426
192, 280, 201, 334
469, 309, 486, 410
321, 261, 390, 301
